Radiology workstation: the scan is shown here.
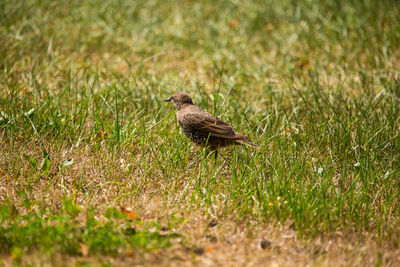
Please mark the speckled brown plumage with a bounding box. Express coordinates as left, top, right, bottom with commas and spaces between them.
164, 92, 258, 156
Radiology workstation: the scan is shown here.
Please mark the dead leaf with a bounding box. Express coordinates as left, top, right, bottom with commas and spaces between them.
204, 247, 214, 253
260, 239, 272, 250
120, 206, 136, 220
193, 247, 214, 255
208, 219, 217, 227
125, 251, 134, 257
193, 248, 204, 255
80, 243, 89, 256
230, 18, 239, 29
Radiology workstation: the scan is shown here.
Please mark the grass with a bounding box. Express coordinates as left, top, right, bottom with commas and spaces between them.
1, 0, 400, 265
1, 199, 176, 257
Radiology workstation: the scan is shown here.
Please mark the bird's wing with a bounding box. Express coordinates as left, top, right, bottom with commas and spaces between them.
179, 111, 243, 140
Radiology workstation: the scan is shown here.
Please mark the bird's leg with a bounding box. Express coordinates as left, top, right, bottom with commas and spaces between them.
207, 147, 218, 164
214, 149, 218, 163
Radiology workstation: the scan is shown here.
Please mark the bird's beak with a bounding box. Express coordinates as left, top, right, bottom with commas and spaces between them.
163, 97, 172, 102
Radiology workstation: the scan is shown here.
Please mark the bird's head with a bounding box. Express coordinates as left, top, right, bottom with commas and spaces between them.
164, 92, 193, 110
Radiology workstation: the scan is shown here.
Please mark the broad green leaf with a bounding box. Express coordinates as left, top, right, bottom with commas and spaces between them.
40, 150, 51, 175
23, 154, 37, 170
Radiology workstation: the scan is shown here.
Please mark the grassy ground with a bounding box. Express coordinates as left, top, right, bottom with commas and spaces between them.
1, 0, 400, 265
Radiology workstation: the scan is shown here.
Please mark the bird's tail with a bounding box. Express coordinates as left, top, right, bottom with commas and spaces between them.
236, 139, 259, 148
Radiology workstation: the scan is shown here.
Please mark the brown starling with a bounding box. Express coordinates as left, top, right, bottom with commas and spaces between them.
164, 92, 258, 158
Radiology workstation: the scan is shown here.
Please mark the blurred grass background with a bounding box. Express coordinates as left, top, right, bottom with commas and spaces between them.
1, 0, 400, 263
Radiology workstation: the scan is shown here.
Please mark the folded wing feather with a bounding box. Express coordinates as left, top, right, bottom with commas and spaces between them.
181, 111, 245, 140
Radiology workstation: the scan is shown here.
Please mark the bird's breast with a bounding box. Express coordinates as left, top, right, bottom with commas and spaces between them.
178, 119, 206, 145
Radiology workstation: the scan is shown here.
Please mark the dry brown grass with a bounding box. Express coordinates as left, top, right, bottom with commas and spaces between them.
2, 140, 399, 266
2, 0, 400, 265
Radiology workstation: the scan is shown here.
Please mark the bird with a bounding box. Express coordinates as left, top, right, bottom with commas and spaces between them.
164, 92, 258, 160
